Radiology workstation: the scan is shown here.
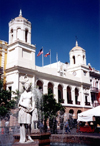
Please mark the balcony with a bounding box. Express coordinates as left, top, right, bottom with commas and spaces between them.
90, 87, 98, 93
76, 101, 80, 105
68, 100, 73, 104
85, 102, 90, 106
59, 98, 64, 103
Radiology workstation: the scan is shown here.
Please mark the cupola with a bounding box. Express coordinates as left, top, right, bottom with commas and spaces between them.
69, 41, 86, 66
9, 10, 31, 44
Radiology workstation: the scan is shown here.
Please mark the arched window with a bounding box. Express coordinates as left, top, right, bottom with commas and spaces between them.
58, 84, 64, 103
17, 28, 21, 40
83, 55, 85, 64
77, 110, 82, 114
69, 109, 74, 114
25, 29, 28, 42
48, 82, 53, 94
75, 88, 78, 104
10, 29, 13, 43
83, 55, 85, 60
36, 80, 43, 90
67, 86, 72, 104
72, 56, 75, 64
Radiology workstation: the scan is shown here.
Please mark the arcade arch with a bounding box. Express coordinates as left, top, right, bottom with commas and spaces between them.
67, 86, 72, 104
36, 80, 43, 90
58, 84, 64, 103
75, 88, 80, 104
48, 82, 53, 94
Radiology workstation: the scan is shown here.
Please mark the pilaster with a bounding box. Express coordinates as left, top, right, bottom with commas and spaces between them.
63, 84, 67, 104
71, 87, 75, 105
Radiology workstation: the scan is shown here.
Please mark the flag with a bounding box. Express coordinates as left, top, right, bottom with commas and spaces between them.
37, 48, 43, 57
44, 51, 50, 57
89, 66, 92, 70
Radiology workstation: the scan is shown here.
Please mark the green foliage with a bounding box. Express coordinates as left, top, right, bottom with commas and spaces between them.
0, 79, 19, 119
42, 88, 65, 121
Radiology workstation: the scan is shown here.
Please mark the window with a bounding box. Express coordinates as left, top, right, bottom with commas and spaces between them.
83, 71, 87, 76
8, 86, 12, 100
73, 56, 75, 64
85, 96, 87, 103
25, 29, 28, 42
8, 86, 12, 92
10, 29, 13, 43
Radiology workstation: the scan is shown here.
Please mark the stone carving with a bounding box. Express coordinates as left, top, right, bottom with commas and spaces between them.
18, 75, 35, 143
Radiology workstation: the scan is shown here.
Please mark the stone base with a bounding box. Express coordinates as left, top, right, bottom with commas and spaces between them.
13, 132, 51, 146
50, 134, 100, 145
13, 141, 38, 146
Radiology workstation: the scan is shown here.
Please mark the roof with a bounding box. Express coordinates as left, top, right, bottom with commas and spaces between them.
14, 10, 28, 21
15, 16, 27, 21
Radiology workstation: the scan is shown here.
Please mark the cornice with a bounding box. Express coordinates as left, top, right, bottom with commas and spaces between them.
5, 65, 90, 87
7, 40, 36, 50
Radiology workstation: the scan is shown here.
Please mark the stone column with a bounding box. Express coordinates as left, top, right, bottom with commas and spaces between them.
88, 89, 92, 105
32, 75, 35, 88
81, 85, 84, 107
43, 83, 48, 94
54, 84, 58, 103
63, 84, 67, 104
13, 72, 19, 95
71, 87, 75, 105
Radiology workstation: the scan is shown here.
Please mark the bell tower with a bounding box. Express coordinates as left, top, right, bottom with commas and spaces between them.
9, 10, 31, 44
69, 41, 86, 66
6, 10, 36, 93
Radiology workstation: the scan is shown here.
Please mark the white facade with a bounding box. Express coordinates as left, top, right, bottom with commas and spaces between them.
5, 11, 100, 118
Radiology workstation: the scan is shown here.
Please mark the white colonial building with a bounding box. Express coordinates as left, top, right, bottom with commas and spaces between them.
0, 10, 100, 120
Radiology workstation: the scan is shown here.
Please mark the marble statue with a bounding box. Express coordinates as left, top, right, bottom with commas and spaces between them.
18, 76, 35, 143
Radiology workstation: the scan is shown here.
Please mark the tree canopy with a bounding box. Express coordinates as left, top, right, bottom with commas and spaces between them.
0, 79, 17, 119
40, 88, 65, 121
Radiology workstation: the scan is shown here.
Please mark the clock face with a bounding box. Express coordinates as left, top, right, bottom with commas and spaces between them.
73, 71, 76, 76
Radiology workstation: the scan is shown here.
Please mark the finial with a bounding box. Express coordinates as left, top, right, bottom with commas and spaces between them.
76, 40, 78, 46
75, 36, 78, 46
19, 9, 22, 17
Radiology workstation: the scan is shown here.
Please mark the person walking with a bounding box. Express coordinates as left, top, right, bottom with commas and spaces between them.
65, 119, 71, 134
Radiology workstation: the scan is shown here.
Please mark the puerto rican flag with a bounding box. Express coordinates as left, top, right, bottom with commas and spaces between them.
37, 48, 43, 57
44, 51, 50, 57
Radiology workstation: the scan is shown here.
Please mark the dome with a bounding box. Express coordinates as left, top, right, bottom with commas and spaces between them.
15, 16, 27, 21
14, 10, 28, 21
71, 41, 85, 51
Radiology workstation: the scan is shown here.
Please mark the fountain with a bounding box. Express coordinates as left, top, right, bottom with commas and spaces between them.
12, 79, 51, 146
1, 76, 100, 146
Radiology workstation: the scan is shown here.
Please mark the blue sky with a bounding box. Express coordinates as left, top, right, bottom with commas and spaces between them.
0, 0, 100, 70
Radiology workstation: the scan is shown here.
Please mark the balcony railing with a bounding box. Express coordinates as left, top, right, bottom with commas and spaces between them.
90, 87, 98, 93
68, 100, 73, 104
76, 101, 80, 105
85, 102, 90, 106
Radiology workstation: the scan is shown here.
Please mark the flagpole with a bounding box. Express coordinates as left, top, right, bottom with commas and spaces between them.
56, 52, 58, 62
42, 47, 44, 66
50, 49, 51, 65
56, 52, 58, 70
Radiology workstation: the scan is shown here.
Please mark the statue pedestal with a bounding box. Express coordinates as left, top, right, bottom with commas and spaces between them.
13, 132, 51, 146
13, 141, 38, 146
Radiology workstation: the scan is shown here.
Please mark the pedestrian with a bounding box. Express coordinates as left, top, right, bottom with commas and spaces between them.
65, 119, 71, 134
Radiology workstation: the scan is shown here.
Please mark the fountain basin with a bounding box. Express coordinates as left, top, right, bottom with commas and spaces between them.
13, 132, 51, 146
50, 134, 100, 145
